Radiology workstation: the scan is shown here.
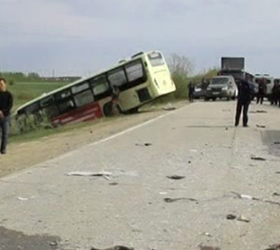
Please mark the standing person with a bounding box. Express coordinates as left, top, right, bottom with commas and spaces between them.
0, 78, 13, 154
256, 78, 266, 104
188, 81, 194, 102
271, 82, 279, 105
235, 76, 254, 127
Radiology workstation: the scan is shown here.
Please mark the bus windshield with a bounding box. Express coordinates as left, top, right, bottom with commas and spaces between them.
148, 52, 165, 67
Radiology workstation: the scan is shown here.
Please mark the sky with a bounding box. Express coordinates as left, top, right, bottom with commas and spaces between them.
0, 0, 280, 77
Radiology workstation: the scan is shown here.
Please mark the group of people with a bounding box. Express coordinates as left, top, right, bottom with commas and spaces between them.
0, 78, 13, 155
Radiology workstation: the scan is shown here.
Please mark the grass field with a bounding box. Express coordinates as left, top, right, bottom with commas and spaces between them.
9, 81, 69, 110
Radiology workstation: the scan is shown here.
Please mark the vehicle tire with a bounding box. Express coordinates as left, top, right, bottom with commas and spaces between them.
212, 97, 217, 101
103, 102, 113, 117
227, 96, 230, 101
204, 97, 209, 101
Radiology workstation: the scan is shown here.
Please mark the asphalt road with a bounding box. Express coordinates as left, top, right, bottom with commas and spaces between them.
1, 100, 280, 250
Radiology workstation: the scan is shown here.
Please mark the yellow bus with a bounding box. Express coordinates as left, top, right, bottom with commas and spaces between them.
15, 50, 175, 127
110, 50, 176, 113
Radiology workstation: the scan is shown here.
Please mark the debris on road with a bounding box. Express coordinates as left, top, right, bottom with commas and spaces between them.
264, 244, 280, 250
226, 214, 236, 220
256, 125, 266, 128
17, 197, 30, 201
237, 215, 250, 223
251, 156, 266, 161
109, 182, 119, 186
202, 232, 213, 237
164, 197, 198, 203
231, 192, 280, 206
66, 171, 112, 180
256, 110, 268, 113
249, 110, 267, 114
198, 244, 221, 250
163, 103, 176, 111
90, 246, 134, 250
135, 143, 152, 147
166, 175, 185, 180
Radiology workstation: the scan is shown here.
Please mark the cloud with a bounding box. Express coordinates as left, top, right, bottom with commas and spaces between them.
0, 0, 280, 75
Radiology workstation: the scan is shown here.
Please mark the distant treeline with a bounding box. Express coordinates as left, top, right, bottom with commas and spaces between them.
0, 71, 81, 84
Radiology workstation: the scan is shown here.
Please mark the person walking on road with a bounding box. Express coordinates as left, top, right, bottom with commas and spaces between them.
235, 76, 254, 127
0, 78, 13, 154
188, 82, 194, 102
256, 78, 266, 104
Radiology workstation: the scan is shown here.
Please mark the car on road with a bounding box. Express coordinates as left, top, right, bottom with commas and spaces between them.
205, 75, 238, 101
193, 84, 205, 99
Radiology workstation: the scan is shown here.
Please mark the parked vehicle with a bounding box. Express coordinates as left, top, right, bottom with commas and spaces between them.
205, 76, 238, 101
193, 84, 205, 99
254, 74, 274, 100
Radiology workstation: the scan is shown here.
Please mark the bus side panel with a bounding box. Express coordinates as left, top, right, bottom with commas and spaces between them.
51, 102, 103, 126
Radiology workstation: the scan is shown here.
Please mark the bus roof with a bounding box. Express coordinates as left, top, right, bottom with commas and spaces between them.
15, 50, 163, 114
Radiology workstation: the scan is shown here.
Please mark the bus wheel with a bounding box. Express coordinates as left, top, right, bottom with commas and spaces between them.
103, 102, 113, 117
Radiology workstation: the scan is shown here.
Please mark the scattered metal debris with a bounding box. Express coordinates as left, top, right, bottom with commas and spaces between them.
166, 175, 185, 180
226, 214, 236, 220
90, 246, 134, 250
135, 143, 152, 147
237, 215, 250, 223
251, 156, 266, 161
17, 197, 29, 201
66, 171, 112, 180
256, 125, 266, 128
231, 192, 280, 206
164, 197, 198, 203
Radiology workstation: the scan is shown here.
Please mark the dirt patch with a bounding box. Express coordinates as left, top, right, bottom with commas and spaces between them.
0, 102, 186, 178
0, 226, 61, 250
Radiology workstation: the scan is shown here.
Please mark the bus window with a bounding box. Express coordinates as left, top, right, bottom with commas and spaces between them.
73, 90, 94, 108
108, 68, 127, 88
72, 82, 89, 94
89, 75, 111, 100
71, 81, 94, 108
25, 102, 40, 114
148, 52, 165, 67
40, 96, 59, 117
55, 89, 76, 113
125, 60, 145, 82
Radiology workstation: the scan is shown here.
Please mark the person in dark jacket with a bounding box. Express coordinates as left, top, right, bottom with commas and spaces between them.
256, 78, 266, 104
188, 82, 194, 102
271, 81, 280, 106
235, 76, 254, 127
0, 78, 13, 154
